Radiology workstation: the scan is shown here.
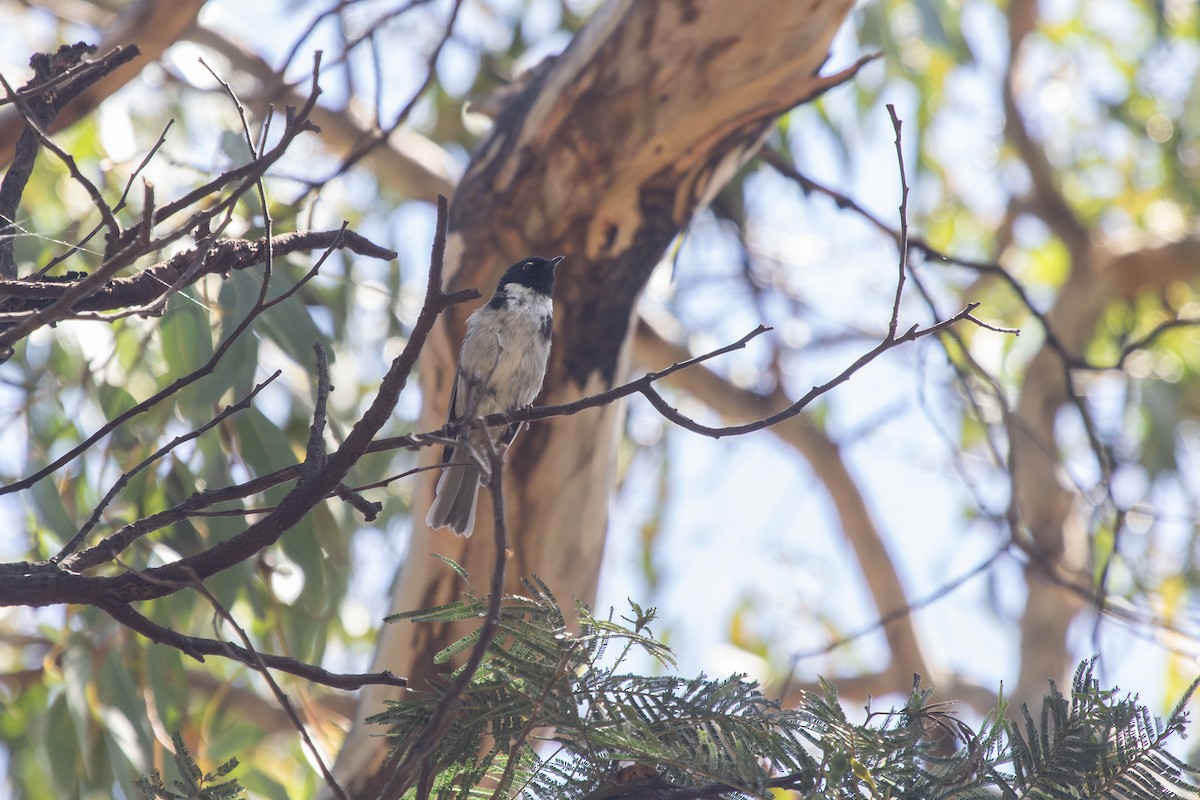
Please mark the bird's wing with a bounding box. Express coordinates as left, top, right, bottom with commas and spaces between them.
440, 368, 463, 465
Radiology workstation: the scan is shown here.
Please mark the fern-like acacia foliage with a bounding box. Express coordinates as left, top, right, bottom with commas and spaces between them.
137, 731, 244, 799
369, 577, 1200, 800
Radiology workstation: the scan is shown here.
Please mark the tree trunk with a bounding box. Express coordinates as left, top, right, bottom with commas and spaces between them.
331, 0, 855, 794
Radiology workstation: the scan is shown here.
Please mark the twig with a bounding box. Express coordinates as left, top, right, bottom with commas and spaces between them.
370, 324, 774, 454
36, 119, 174, 278
102, 601, 405, 689
306, 342, 332, 470
786, 542, 1011, 663
1111, 316, 1200, 369
298, 0, 465, 199
0, 228, 392, 315
0, 44, 132, 109
885, 103, 909, 341
407, 307, 982, 445
0, 44, 139, 279
0, 72, 122, 249
150, 52, 324, 230
0, 196, 468, 610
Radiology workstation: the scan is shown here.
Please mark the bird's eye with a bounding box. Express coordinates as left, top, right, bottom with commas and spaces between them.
523, 262, 531, 269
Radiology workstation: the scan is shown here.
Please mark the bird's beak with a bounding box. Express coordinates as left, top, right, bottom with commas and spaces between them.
549, 255, 565, 270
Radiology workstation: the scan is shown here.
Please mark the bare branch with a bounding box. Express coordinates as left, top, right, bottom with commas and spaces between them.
0, 43, 139, 279
307, 341, 332, 467
0, 228, 392, 316
298, 0, 466, 199
631, 315, 934, 703
102, 601, 406, 690
0, 197, 468, 609
885, 103, 909, 341
0, 71, 122, 249
185, 25, 456, 203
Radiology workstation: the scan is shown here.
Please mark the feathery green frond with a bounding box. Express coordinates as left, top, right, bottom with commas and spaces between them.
371, 580, 1198, 799
136, 732, 244, 799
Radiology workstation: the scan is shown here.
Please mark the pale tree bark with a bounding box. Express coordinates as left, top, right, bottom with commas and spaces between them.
331, 0, 857, 794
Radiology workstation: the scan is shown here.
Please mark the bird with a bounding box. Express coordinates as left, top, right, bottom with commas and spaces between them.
425, 255, 563, 537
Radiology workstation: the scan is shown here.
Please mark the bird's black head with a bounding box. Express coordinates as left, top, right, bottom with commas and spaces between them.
497, 255, 563, 296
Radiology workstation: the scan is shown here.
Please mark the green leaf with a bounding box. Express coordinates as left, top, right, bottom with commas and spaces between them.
231, 408, 299, 476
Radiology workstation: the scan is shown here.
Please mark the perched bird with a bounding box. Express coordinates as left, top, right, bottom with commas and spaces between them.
426, 255, 563, 537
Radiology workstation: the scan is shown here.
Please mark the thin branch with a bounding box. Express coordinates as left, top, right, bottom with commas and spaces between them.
370, 324, 775, 454
0, 197, 468, 609
372, 308, 990, 454
0, 44, 128, 109
36, 119, 174, 278
60, 466, 301, 572
102, 601, 406, 690
0, 43, 139, 279
761, 147, 1054, 350
55, 304, 993, 584
502, 306, 984, 441
184, 24, 456, 204
0, 60, 326, 349
0, 71, 122, 248
1111, 315, 1200, 369
885, 103, 909, 341
306, 341, 332, 469
787, 542, 1011, 663
298, 0, 465, 200
0, 228, 393, 315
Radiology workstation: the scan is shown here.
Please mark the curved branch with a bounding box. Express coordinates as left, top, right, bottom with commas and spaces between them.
630, 315, 935, 699
103, 602, 406, 690
53, 370, 282, 563
0, 227, 394, 499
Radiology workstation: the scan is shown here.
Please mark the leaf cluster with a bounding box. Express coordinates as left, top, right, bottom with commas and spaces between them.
370, 580, 1200, 799
136, 731, 244, 800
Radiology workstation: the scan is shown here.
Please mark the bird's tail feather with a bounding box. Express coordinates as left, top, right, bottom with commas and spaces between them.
426, 458, 481, 537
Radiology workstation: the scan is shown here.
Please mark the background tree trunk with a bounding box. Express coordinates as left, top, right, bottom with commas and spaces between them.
332, 0, 855, 793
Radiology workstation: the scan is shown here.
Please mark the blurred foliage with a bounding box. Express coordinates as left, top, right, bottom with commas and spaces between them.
625, 0, 1200, 707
